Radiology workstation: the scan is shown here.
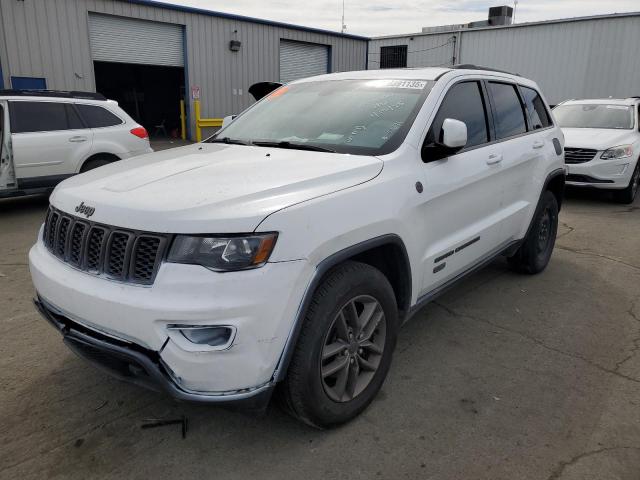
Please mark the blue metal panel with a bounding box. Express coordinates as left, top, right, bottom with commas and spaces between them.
11, 76, 47, 90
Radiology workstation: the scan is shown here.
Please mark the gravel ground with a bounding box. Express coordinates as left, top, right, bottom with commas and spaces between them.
0, 186, 638, 480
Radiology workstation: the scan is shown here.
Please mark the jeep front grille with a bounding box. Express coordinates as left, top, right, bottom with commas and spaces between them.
42, 207, 169, 285
564, 147, 597, 164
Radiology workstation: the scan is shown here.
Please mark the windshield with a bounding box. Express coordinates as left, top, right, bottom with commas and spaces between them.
209, 79, 435, 155
553, 104, 634, 130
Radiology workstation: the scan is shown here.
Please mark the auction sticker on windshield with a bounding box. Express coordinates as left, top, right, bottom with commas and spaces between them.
366, 79, 429, 90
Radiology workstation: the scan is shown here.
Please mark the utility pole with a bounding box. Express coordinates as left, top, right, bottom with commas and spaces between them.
341, 0, 346, 33
513, 0, 518, 24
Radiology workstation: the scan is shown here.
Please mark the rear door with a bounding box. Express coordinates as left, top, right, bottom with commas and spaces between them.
486, 82, 555, 242
10, 101, 93, 186
418, 80, 504, 295
0, 100, 17, 193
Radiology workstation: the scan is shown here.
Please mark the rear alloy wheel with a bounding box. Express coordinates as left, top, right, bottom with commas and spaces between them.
613, 162, 640, 204
278, 261, 398, 428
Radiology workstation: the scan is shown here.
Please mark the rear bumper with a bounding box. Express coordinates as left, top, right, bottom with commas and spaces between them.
34, 296, 274, 409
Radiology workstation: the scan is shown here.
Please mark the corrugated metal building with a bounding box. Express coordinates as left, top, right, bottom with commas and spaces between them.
2, 1, 640, 135
0, 0, 368, 139
368, 12, 640, 105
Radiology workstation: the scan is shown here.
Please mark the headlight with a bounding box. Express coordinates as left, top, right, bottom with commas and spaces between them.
601, 145, 633, 160
167, 233, 278, 271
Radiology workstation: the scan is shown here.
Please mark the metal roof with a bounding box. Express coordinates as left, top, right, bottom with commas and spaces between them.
118, 0, 370, 40
373, 10, 640, 40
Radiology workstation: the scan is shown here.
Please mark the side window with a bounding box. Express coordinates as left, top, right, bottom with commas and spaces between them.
66, 104, 84, 130
426, 81, 489, 149
9, 101, 81, 133
521, 86, 551, 130
487, 82, 527, 139
76, 104, 122, 128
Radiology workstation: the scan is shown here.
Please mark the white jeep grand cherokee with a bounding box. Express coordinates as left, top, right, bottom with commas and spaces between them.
553, 98, 640, 203
30, 66, 565, 428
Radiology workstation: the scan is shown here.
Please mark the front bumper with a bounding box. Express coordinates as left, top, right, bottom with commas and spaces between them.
34, 297, 273, 408
565, 154, 636, 189
29, 234, 312, 395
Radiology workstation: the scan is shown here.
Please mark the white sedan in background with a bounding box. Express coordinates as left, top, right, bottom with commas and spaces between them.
554, 98, 640, 203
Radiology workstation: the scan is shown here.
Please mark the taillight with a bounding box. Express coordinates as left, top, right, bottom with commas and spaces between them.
130, 127, 148, 139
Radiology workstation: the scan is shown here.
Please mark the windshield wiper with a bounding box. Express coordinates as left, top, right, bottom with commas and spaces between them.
252, 140, 336, 153
207, 137, 252, 146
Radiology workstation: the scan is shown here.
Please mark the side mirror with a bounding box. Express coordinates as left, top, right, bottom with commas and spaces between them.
422, 118, 467, 162
221, 115, 236, 129
441, 118, 467, 149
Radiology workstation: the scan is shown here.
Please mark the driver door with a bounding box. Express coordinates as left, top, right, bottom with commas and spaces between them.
0, 101, 16, 193
417, 80, 505, 296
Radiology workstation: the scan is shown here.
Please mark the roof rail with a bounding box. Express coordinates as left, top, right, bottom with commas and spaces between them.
0, 90, 107, 101
450, 64, 521, 76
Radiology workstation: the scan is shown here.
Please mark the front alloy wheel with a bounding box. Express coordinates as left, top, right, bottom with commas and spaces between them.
321, 295, 386, 402
614, 162, 640, 204
278, 261, 398, 428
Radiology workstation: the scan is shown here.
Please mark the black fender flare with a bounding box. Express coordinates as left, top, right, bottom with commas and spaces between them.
514, 167, 566, 252
271, 234, 412, 383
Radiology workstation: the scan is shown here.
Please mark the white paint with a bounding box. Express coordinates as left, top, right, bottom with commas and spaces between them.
30, 67, 564, 395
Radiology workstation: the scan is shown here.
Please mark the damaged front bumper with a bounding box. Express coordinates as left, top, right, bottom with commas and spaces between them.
34, 296, 274, 410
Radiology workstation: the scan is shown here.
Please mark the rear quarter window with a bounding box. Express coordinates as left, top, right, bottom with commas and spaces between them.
76, 104, 123, 128
9, 101, 83, 133
521, 86, 552, 130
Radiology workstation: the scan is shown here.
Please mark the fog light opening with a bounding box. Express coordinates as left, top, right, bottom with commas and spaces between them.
168, 325, 236, 349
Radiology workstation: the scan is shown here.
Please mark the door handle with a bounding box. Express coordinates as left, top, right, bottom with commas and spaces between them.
532, 140, 545, 149
68, 136, 87, 143
486, 154, 503, 165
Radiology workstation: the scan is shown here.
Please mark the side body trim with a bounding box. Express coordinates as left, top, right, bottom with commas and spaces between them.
408, 239, 521, 321
17, 174, 73, 190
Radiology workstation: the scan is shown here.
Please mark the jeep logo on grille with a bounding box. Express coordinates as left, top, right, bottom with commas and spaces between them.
75, 202, 95, 218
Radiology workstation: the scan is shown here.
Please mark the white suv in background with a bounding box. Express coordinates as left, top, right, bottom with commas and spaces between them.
30, 66, 565, 428
553, 98, 640, 203
0, 90, 152, 199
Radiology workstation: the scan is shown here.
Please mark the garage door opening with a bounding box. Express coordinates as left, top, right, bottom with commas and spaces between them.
94, 61, 184, 138
88, 14, 186, 138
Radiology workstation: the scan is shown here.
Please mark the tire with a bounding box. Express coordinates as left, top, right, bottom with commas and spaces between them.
278, 261, 398, 428
613, 162, 640, 204
80, 155, 117, 173
508, 190, 559, 274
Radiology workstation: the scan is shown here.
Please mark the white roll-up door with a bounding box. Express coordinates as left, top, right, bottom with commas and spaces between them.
279, 40, 329, 83
88, 14, 184, 67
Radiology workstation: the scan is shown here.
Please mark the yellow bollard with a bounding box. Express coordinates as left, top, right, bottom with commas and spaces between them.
194, 100, 202, 142
179, 100, 186, 141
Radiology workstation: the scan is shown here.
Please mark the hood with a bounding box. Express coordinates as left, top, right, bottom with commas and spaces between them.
562, 128, 635, 150
51, 143, 383, 233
